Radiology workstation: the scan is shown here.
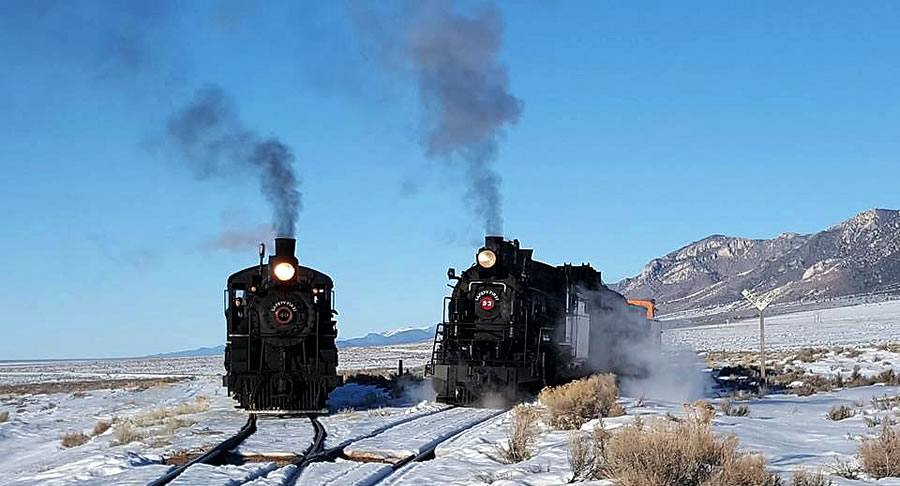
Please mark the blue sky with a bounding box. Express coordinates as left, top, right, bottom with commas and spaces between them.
1, 1, 898, 359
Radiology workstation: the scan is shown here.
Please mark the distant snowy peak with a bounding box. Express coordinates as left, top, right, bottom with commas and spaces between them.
382, 326, 431, 337
337, 325, 437, 348
150, 326, 437, 358
615, 208, 900, 314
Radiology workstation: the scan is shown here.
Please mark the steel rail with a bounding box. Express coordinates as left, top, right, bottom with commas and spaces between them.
146, 413, 257, 486
390, 408, 505, 470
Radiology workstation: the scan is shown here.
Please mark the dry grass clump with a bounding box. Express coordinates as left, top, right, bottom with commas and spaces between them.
790, 470, 832, 486
114, 422, 145, 445
693, 399, 716, 421
730, 390, 756, 401
568, 424, 611, 481
566, 403, 780, 485
863, 415, 897, 428
161, 417, 195, 436
702, 453, 781, 486
720, 399, 751, 417
871, 395, 900, 411
111, 396, 207, 445
60, 432, 90, 448
829, 460, 861, 480
0, 377, 185, 396
367, 408, 392, 417
173, 396, 210, 415
539, 374, 623, 430
496, 404, 541, 463
826, 405, 855, 421
92, 421, 111, 436
793, 348, 828, 363
846, 368, 900, 388
858, 425, 900, 478
474, 470, 514, 484
132, 396, 209, 427
0, 411, 8, 423
876, 343, 900, 353
336, 407, 356, 419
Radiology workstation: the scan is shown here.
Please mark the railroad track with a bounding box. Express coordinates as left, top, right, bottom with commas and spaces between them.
146, 413, 325, 486
286, 406, 507, 486
146, 413, 258, 486
291, 415, 327, 471
146, 406, 501, 486
389, 408, 505, 470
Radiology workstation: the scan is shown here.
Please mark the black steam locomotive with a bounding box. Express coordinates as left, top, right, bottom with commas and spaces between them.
223, 238, 341, 412
428, 236, 653, 405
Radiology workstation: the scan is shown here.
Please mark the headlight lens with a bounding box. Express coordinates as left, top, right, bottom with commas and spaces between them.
273, 262, 296, 281
477, 249, 497, 268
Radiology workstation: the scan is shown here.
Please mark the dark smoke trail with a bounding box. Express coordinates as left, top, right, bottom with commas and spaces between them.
355, 1, 522, 235
165, 85, 301, 237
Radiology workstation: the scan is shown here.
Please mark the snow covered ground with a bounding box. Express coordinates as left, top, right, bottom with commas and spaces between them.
343, 407, 502, 463
0, 341, 433, 388
666, 300, 900, 351
2, 299, 900, 485
337, 342, 432, 371
0, 357, 222, 386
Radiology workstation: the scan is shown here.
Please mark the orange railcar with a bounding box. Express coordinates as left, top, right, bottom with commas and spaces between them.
626, 299, 656, 320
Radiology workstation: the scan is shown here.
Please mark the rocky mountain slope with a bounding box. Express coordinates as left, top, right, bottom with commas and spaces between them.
614, 209, 900, 315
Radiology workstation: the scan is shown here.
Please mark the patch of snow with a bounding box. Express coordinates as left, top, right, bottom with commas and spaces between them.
169, 462, 277, 485
235, 417, 314, 457
293, 460, 392, 486
666, 300, 900, 351
344, 407, 502, 463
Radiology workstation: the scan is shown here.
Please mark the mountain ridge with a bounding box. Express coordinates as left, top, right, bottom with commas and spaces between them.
148, 325, 436, 358
614, 208, 900, 315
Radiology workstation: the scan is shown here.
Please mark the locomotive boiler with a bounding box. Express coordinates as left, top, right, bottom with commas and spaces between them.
428, 236, 652, 406
223, 237, 341, 412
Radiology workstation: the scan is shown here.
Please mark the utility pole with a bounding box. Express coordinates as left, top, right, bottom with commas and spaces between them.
742, 289, 775, 396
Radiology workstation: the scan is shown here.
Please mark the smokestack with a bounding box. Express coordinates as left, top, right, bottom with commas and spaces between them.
274, 237, 296, 259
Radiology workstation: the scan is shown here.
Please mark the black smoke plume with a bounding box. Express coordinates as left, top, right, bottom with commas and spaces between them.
165, 85, 301, 237
355, 1, 522, 235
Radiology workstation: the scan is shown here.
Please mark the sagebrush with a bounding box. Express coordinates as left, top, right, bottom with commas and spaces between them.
539, 374, 623, 430
791, 470, 832, 486
826, 405, 855, 421
495, 404, 541, 463
111, 396, 207, 445
565, 403, 780, 486
858, 425, 900, 478
720, 399, 750, 417
60, 432, 90, 448
92, 421, 111, 436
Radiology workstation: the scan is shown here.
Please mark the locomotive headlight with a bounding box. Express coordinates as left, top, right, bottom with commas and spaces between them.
273, 262, 296, 281
477, 249, 497, 268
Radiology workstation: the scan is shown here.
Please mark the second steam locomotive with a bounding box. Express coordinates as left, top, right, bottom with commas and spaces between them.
223, 238, 341, 412
428, 236, 656, 405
